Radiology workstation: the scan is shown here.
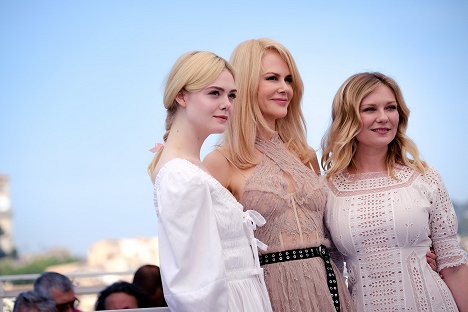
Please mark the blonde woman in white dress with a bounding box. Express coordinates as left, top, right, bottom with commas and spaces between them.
321, 72, 468, 311
147, 51, 272, 312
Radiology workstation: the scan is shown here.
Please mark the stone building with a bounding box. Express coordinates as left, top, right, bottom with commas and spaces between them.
0, 174, 13, 256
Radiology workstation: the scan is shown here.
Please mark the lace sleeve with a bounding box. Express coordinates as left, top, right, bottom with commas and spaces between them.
426, 167, 468, 271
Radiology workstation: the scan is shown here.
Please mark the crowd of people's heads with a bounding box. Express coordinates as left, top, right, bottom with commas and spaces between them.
12, 265, 166, 311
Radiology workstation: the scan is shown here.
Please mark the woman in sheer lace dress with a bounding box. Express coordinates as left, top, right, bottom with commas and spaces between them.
204, 38, 354, 312
321, 72, 468, 311
147, 51, 272, 312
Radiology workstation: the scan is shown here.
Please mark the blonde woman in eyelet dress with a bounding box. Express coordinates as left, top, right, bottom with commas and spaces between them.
204, 38, 354, 312
148, 51, 272, 312
321, 72, 468, 311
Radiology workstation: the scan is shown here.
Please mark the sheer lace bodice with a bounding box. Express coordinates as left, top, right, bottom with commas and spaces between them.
239, 134, 354, 312
241, 133, 328, 253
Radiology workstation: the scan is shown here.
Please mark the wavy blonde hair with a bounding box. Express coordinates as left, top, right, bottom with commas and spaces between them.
222, 38, 312, 168
321, 72, 426, 178
147, 51, 234, 176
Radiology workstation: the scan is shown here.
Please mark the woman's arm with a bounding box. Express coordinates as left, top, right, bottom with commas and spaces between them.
157, 165, 228, 311
427, 167, 468, 310
440, 263, 468, 311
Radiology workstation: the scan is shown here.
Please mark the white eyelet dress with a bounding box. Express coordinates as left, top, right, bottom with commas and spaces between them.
325, 165, 468, 311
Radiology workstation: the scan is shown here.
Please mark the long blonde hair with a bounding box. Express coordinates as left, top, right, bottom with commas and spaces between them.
147, 51, 234, 176
223, 38, 312, 168
321, 72, 426, 178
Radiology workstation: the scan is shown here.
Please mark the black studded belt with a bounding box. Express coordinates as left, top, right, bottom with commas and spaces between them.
259, 245, 341, 311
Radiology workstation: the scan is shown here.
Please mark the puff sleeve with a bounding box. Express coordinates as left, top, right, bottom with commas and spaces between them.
155, 162, 228, 311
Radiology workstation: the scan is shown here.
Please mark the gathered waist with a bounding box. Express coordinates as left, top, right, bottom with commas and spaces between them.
225, 267, 264, 281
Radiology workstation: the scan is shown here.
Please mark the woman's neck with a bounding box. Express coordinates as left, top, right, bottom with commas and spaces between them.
257, 126, 276, 140
164, 118, 207, 162
353, 145, 388, 173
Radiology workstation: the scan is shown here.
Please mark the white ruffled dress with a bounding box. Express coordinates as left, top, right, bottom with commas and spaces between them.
154, 158, 272, 312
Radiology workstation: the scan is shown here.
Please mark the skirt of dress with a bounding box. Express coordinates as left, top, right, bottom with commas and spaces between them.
263, 257, 354, 312
227, 271, 273, 311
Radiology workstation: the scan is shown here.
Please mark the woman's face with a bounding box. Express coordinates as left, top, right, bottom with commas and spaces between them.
257, 51, 293, 130
181, 69, 236, 137
355, 84, 399, 152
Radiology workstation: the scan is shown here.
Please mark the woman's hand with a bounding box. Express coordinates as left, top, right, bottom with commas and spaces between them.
426, 248, 437, 272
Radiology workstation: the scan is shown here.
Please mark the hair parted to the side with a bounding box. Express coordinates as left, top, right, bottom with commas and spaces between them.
147, 51, 234, 178
222, 38, 312, 168
321, 72, 426, 179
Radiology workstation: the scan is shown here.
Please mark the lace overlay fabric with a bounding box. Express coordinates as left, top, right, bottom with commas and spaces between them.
240, 134, 354, 312
326, 165, 468, 311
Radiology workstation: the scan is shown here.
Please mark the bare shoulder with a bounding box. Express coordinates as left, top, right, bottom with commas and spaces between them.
203, 147, 232, 188
204, 147, 231, 170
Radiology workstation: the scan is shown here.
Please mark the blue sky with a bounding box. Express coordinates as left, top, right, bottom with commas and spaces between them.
1, 1, 467, 256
